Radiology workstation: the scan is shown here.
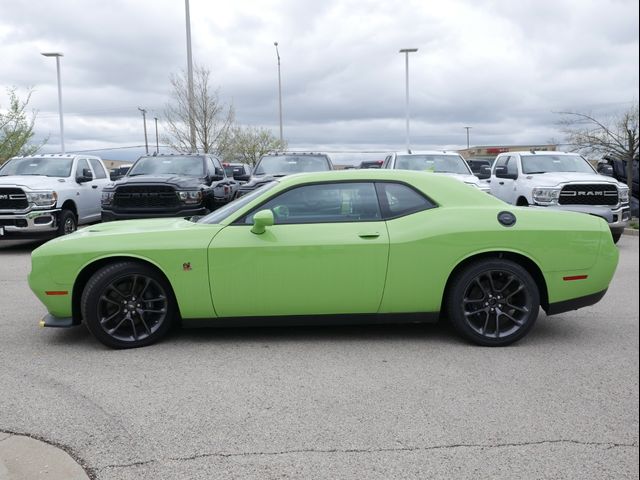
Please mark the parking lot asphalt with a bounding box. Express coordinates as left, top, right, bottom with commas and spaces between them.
0, 236, 638, 480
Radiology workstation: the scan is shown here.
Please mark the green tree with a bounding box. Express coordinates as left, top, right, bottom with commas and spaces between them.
0, 88, 44, 164
558, 103, 638, 191
223, 125, 287, 166
163, 66, 235, 155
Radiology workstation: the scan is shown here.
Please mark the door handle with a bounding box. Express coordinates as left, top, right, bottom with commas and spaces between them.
91, 185, 98, 189
358, 232, 380, 239
498, 181, 504, 185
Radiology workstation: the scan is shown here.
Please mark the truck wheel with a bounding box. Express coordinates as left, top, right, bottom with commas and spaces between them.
57, 209, 77, 236
81, 261, 177, 349
446, 259, 540, 347
612, 232, 622, 244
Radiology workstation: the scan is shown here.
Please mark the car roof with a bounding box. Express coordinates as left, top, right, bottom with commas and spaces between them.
391, 150, 462, 156
500, 151, 578, 156
10, 154, 101, 160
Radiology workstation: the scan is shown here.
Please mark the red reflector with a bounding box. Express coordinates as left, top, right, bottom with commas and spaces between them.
563, 275, 588, 281
45, 291, 68, 296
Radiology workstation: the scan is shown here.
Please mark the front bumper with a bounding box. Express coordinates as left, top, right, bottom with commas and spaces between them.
102, 207, 207, 221
39, 313, 75, 328
534, 204, 630, 231
0, 208, 59, 238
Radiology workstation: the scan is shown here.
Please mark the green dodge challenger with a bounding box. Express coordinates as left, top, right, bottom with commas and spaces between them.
28, 170, 619, 349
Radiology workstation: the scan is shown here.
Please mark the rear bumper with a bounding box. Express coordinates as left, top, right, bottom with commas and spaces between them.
545, 289, 608, 315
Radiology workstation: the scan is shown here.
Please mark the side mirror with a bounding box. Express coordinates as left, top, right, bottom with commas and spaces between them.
597, 164, 614, 176
77, 168, 93, 183
251, 209, 274, 235
235, 174, 251, 182
477, 165, 492, 180
495, 166, 517, 180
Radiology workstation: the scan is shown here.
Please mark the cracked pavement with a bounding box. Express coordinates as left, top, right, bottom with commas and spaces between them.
0, 236, 638, 479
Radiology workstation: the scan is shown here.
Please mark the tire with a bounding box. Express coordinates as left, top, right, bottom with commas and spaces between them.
446, 259, 540, 347
81, 261, 177, 349
612, 232, 622, 244
57, 209, 77, 236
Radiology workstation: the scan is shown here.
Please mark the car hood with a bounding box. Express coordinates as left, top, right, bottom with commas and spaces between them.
110, 175, 205, 189
521, 172, 624, 187
0, 175, 69, 190
241, 174, 286, 188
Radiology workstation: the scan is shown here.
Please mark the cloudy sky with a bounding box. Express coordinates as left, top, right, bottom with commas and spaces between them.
0, 0, 638, 162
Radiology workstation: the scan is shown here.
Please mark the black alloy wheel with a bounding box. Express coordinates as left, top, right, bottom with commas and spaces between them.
81, 262, 177, 348
447, 259, 540, 346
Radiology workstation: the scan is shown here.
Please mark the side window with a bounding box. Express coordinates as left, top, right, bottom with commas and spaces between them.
88, 159, 106, 179
76, 159, 90, 178
211, 157, 224, 176
242, 182, 381, 224
375, 182, 435, 218
494, 155, 508, 173
382, 155, 392, 169
506, 156, 518, 176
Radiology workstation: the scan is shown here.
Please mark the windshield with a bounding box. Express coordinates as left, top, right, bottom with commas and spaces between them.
128, 156, 205, 177
521, 154, 595, 174
0, 157, 73, 177
395, 154, 471, 174
254, 155, 331, 175
198, 181, 278, 224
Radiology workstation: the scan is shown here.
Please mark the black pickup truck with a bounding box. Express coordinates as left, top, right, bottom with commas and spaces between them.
101, 154, 237, 221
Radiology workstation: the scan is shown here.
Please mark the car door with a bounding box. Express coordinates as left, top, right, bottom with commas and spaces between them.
73, 158, 101, 222
87, 158, 110, 217
208, 181, 389, 317
491, 155, 518, 204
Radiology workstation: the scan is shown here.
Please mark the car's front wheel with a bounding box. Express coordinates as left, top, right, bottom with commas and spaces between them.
81, 261, 177, 349
446, 259, 540, 346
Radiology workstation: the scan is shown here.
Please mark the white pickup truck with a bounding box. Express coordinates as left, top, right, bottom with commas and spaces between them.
487, 151, 631, 243
0, 154, 110, 239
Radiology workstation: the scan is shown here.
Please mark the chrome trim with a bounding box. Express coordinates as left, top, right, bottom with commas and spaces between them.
0, 209, 60, 232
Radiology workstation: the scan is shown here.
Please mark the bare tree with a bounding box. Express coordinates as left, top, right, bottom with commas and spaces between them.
558, 103, 638, 191
1, 88, 46, 163
222, 126, 287, 166
163, 66, 235, 155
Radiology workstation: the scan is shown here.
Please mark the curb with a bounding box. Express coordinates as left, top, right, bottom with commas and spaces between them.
623, 228, 638, 236
0, 433, 89, 480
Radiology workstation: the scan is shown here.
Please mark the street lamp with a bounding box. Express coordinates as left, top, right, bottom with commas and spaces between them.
138, 107, 149, 154
274, 41, 283, 143
399, 48, 418, 153
41, 52, 65, 154
184, 0, 196, 152
464, 126, 472, 149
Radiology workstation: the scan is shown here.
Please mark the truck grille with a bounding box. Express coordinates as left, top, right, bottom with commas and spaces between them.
559, 184, 618, 206
0, 188, 28, 210
113, 185, 179, 209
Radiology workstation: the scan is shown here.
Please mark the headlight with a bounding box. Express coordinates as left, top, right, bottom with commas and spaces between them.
178, 190, 202, 205
619, 187, 629, 204
26, 190, 57, 207
101, 191, 114, 205
532, 187, 560, 205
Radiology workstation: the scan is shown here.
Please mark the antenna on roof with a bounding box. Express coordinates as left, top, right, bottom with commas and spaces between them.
530, 149, 536, 154
407, 149, 412, 154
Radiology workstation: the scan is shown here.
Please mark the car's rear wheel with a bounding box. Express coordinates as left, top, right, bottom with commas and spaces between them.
81, 261, 176, 349
447, 259, 540, 346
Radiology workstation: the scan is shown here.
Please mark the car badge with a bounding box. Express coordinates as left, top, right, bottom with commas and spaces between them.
183, 262, 192, 271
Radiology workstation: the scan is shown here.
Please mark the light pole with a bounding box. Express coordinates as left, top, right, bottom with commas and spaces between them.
185, 0, 196, 152
399, 48, 418, 153
154, 117, 159, 154
464, 126, 472, 149
274, 41, 283, 144
138, 107, 149, 154
41, 52, 65, 153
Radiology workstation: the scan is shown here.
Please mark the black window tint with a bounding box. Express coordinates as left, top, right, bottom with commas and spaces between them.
243, 182, 381, 224
494, 155, 508, 172
88, 159, 106, 179
76, 159, 90, 177
376, 182, 434, 218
